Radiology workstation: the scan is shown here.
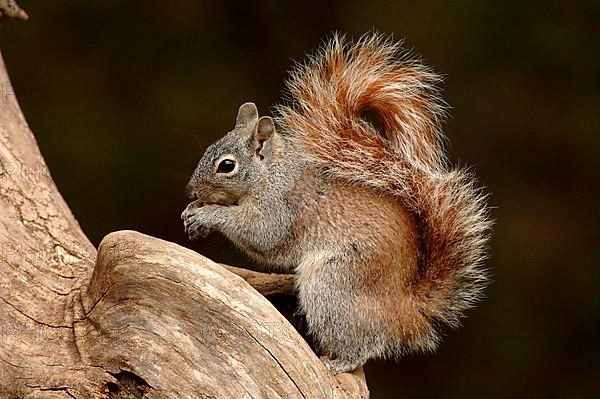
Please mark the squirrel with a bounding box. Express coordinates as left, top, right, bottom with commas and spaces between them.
181, 34, 491, 374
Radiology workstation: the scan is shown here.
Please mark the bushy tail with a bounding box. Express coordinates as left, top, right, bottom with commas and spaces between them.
276, 34, 491, 351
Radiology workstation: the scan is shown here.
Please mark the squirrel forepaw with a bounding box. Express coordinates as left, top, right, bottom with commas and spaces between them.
181, 204, 216, 240
183, 215, 212, 240
185, 222, 211, 240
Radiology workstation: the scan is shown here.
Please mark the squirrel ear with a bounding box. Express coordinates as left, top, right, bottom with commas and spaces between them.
254, 116, 275, 160
256, 116, 274, 141
236, 102, 259, 127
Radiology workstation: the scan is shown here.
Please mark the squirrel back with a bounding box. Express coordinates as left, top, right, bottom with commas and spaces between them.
276, 34, 491, 352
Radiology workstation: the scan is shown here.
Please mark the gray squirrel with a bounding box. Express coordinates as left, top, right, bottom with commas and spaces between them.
181, 34, 491, 374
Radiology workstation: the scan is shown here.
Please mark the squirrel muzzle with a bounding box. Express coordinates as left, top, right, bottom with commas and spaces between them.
185, 181, 239, 207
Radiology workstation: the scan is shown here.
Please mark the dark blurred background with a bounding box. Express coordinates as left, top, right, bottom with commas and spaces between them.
1, 1, 598, 398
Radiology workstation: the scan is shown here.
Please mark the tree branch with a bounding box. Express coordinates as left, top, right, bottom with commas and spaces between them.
0, 0, 28, 21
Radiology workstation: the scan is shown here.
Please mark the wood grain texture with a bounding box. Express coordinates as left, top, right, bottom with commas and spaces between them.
0, 50, 368, 398
0, 0, 28, 20
220, 264, 296, 297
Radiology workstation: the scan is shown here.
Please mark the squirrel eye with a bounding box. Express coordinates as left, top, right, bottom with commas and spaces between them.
217, 159, 236, 173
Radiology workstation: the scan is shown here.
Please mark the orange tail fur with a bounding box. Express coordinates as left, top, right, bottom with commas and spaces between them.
277, 34, 491, 351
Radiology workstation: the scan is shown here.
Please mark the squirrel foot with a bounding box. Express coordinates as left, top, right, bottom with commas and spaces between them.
321, 356, 363, 374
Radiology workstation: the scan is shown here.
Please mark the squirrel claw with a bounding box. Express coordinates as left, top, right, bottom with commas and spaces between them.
183, 215, 211, 240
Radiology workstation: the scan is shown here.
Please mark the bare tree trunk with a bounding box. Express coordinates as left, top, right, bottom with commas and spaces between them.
0, 32, 368, 399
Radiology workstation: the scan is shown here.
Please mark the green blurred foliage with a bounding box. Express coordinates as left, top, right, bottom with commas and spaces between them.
1, 1, 598, 398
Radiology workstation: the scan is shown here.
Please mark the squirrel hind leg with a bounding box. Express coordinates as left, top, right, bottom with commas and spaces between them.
297, 250, 389, 374
321, 356, 365, 374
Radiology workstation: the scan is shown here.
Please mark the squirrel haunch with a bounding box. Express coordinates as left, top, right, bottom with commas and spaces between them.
182, 34, 491, 374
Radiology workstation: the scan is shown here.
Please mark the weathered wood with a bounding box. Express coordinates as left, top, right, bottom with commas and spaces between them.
88, 230, 365, 398
0, 48, 368, 398
0, 48, 101, 397
0, 0, 28, 21
220, 264, 296, 297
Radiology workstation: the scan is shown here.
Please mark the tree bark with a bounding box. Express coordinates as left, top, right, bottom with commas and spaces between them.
0, 0, 28, 20
0, 44, 368, 398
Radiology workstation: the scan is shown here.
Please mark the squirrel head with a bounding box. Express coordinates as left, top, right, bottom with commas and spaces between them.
186, 102, 279, 206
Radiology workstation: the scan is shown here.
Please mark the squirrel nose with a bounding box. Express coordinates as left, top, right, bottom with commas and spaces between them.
186, 183, 198, 200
